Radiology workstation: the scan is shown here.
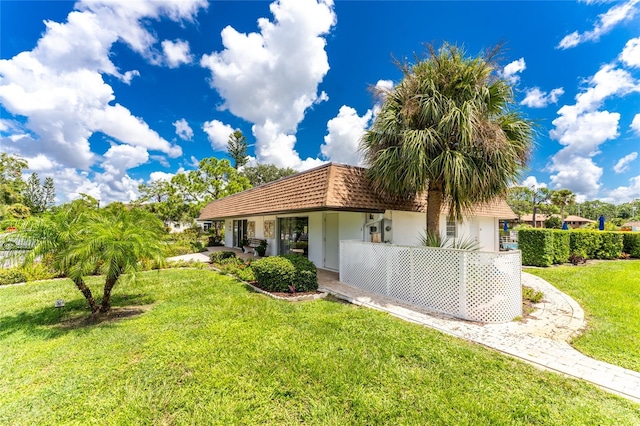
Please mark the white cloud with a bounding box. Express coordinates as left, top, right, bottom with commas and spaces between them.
548, 62, 640, 199
0, 1, 205, 172
521, 87, 564, 108
501, 58, 526, 84
632, 114, 640, 134
557, 0, 639, 49
200, 0, 336, 169
605, 175, 640, 203
549, 157, 603, 198
521, 176, 547, 189
621, 37, 640, 67
320, 105, 372, 165
202, 119, 234, 151
150, 171, 176, 182
614, 152, 638, 173
173, 118, 194, 141
162, 39, 193, 68
150, 155, 170, 168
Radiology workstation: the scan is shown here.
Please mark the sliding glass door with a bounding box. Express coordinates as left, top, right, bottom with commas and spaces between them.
278, 217, 308, 256
232, 219, 247, 247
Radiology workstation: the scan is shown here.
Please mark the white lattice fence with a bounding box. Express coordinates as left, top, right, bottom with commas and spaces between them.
339, 240, 522, 323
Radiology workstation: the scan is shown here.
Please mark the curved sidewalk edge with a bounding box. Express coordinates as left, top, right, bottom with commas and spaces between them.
319, 271, 640, 404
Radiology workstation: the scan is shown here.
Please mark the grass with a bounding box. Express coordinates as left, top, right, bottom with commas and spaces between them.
526, 259, 640, 372
0, 269, 639, 425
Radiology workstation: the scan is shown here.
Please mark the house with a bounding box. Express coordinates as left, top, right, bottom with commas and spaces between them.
520, 214, 595, 228
199, 163, 517, 271
621, 221, 640, 232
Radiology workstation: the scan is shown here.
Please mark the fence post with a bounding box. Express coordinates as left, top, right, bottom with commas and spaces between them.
458, 250, 468, 319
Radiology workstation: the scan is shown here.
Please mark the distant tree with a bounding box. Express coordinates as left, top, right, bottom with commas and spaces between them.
507, 187, 533, 220
242, 163, 296, 186
23, 173, 44, 214
42, 177, 55, 210
136, 157, 251, 226
360, 43, 534, 237
0, 153, 27, 205
529, 186, 551, 228
550, 189, 575, 222
544, 216, 562, 229
577, 200, 617, 221
227, 130, 248, 169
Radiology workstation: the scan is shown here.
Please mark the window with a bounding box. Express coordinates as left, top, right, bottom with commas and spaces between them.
446, 218, 457, 238
278, 217, 308, 256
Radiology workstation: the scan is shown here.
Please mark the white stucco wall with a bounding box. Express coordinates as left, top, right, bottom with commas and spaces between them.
307, 212, 324, 267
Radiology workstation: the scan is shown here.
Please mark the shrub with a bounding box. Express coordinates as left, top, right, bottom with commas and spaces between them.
544, 216, 562, 229
252, 256, 295, 292
0, 268, 27, 286
519, 229, 554, 267
210, 251, 236, 263
597, 232, 623, 259
282, 253, 318, 292
20, 262, 58, 281
569, 231, 602, 259
623, 233, 640, 258
191, 241, 207, 252
551, 230, 570, 264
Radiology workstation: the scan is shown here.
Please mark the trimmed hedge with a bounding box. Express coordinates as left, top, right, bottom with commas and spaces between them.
252, 254, 318, 293
0, 268, 27, 286
623, 233, 640, 258
210, 251, 236, 263
518, 229, 554, 267
520, 229, 628, 266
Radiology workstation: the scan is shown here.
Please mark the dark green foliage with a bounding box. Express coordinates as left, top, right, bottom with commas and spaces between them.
623, 233, 640, 258
0, 268, 27, 286
255, 239, 268, 256
518, 229, 554, 267
252, 255, 318, 293
597, 233, 623, 259
251, 256, 295, 292
216, 257, 255, 282
551, 230, 570, 264
209, 251, 236, 263
569, 231, 602, 259
281, 253, 318, 292
544, 216, 562, 229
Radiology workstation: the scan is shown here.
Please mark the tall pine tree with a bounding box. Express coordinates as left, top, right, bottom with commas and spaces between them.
227, 130, 248, 169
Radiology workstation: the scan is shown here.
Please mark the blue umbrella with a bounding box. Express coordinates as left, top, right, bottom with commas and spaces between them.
503, 221, 509, 233
562, 221, 568, 230
598, 215, 605, 231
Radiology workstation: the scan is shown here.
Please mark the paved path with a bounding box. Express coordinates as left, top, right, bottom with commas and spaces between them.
318, 269, 640, 403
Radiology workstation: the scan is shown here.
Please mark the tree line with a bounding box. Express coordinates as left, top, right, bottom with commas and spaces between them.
0, 153, 56, 220
507, 186, 639, 226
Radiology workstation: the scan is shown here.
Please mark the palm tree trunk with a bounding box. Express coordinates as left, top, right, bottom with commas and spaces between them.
426, 183, 443, 237
99, 275, 119, 314
73, 277, 99, 314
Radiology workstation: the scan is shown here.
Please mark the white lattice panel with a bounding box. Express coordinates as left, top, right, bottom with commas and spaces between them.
340, 241, 522, 323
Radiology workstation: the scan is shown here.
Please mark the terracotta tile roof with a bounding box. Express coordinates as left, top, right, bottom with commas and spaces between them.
520, 214, 595, 223
199, 163, 516, 220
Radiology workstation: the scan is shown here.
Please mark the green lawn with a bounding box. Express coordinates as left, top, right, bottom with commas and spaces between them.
526, 259, 640, 372
1, 269, 639, 425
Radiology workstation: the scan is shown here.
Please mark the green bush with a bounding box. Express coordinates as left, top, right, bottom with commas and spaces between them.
519, 229, 555, 267
550, 230, 570, 264
0, 268, 27, 286
252, 256, 295, 292
544, 216, 562, 229
569, 231, 602, 259
20, 262, 58, 281
210, 251, 236, 263
597, 232, 623, 259
217, 257, 255, 281
623, 233, 640, 258
282, 253, 318, 292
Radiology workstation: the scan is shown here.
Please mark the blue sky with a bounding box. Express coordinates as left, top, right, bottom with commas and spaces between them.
1, 0, 639, 205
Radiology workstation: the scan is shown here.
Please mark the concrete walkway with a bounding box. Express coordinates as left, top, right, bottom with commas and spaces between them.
317, 269, 640, 403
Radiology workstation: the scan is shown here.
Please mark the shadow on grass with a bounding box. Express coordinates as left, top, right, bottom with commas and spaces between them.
0, 292, 155, 340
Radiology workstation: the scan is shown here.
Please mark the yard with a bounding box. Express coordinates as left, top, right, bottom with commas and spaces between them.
1, 268, 639, 424
526, 259, 640, 372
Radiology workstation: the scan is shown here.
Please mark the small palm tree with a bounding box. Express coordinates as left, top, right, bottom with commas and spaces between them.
550, 189, 575, 223
360, 43, 534, 238
17, 201, 166, 316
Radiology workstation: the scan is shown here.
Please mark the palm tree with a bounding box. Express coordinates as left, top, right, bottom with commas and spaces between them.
18, 201, 166, 316
550, 189, 575, 223
360, 44, 534, 238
